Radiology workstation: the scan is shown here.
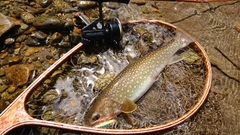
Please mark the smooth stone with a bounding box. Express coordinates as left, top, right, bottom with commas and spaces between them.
32, 16, 65, 29
0, 68, 5, 76
48, 32, 63, 45
77, 1, 97, 9
25, 37, 41, 46
105, 2, 120, 9
7, 85, 16, 93
131, 0, 146, 5
20, 12, 35, 24
24, 47, 41, 57
4, 38, 15, 45
16, 34, 27, 42
0, 51, 8, 59
31, 31, 48, 40
8, 55, 23, 64
39, 0, 52, 7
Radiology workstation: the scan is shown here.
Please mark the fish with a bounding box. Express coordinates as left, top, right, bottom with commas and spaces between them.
83, 31, 194, 127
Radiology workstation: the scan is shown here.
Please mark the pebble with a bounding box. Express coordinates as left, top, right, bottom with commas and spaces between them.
24, 47, 41, 57
48, 32, 63, 45
0, 68, 5, 76
33, 16, 65, 29
131, 0, 146, 5
0, 100, 6, 112
53, 0, 71, 12
48, 59, 54, 65
8, 55, 23, 64
20, 12, 35, 24
77, 1, 97, 9
32, 61, 42, 67
235, 23, 240, 32
4, 38, 15, 45
0, 52, 8, 59
39, 0, 52, 8
25, 37, 41, 46
16, 35, 27, 42
105, 2, 120, 9
31, 31, 48, 40
7, 85, 16, 93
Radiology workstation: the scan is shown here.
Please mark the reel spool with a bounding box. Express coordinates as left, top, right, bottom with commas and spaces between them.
77, 0, 128, 47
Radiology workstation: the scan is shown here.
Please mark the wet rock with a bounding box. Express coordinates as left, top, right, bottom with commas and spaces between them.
53, 0, 71, 12
42, 89, 59, 104
25, 37, 41, 46
33, 16, 65, 29
1, 88, 24, 101
7, 85, 16, 93
31, 31, 48, 40
38, 0, 52, 8
32, 61, 42, 67
235, 23, 240, 32
0, 13, 15, 37
105, 2, 120, 9
0, 68, 5, 76
0, 84, 8, 93
8, 55, 23, 64
18, 22, 29, 33
4, 38, 15, 45
5, 64, 35, 87
16, 34, 27, 43
0, 100, 6, 112
24, 47, 41, 57
0, 51, 8, 59
77, 1, 97, 9
48, 59, 54, 65
131, 0, 146, 5
20, 12, 35, 24
46, 55, 53, 60
48, 32, 63, 45
61, 13, 74, 28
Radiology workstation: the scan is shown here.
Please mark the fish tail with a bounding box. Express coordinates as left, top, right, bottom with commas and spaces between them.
176, 30, 195, 48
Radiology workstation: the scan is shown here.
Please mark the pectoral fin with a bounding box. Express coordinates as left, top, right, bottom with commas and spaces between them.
121, 98, 137, 113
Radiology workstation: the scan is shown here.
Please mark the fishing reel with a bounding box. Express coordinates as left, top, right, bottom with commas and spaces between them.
76, 0, 130, 47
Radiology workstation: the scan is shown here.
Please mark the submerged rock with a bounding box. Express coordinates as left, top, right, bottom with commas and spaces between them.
5, 64, 35, 87
8, 55, 23, 64
32, 16, 65, 29
20, 12, 35, 24
24, 47, 42, 57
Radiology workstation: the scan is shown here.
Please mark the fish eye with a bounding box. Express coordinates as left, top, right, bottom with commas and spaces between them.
92, 113, 101, 121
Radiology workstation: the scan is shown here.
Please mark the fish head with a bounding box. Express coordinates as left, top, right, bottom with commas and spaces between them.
84, 98, 121, 127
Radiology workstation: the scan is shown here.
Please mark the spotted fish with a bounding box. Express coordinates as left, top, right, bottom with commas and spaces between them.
84, 31, 194, 127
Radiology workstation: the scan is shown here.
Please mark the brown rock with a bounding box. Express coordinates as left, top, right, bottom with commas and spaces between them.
5, 64, 35, 87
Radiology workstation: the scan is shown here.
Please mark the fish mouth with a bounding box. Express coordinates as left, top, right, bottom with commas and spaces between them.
93, 119, 116, 128
90, 117, 115, 127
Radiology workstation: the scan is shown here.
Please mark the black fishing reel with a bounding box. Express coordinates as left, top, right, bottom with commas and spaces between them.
77, 0, 129, 47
